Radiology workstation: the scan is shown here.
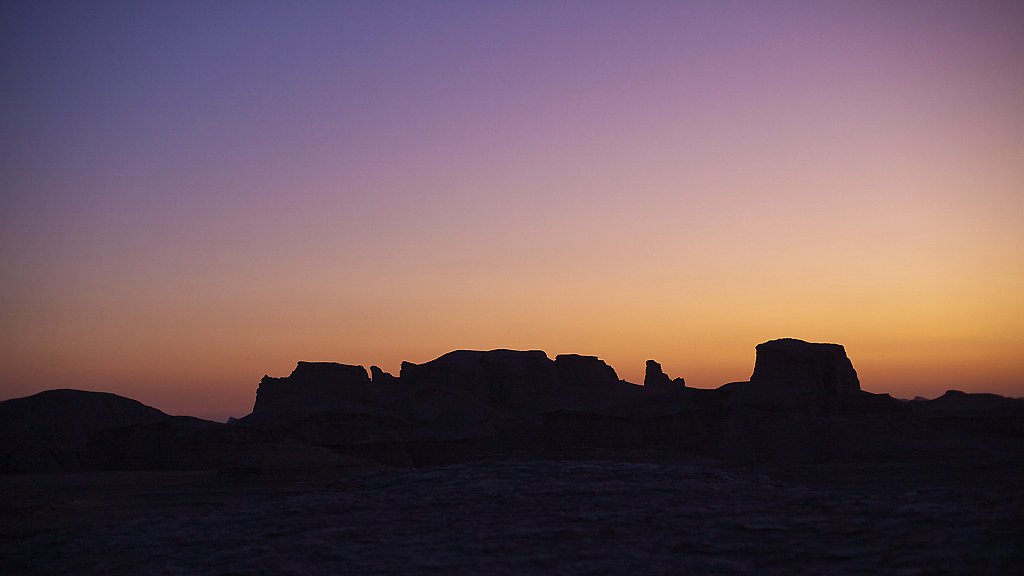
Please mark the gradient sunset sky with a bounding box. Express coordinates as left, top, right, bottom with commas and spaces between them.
2, 1, 1022, 420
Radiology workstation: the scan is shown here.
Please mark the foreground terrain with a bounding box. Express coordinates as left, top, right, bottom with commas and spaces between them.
3, 339, 1022, 573
2, 455, 1021, 575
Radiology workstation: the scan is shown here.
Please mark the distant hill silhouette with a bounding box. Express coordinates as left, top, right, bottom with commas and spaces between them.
0, 389, 221, 473
2, 339, 1021, 473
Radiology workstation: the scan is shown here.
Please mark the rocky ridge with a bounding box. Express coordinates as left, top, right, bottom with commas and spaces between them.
1, 339, 1021, 473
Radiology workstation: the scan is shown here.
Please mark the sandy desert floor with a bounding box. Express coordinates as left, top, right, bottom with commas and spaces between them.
2, 455, 1022, 575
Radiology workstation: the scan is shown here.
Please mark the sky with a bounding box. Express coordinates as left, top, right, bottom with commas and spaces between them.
2, 1, 1022, 420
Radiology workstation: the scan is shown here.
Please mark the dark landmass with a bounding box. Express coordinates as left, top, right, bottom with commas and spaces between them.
1, 339, 1021, 574
3, 457, 1021, 575
7, 338, 1017, 472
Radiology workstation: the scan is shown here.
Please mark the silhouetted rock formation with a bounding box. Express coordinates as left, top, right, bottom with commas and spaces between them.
751, 338, 860, 395
239, 350, 641, 463
719, 338, 879, 415
553, 354, 637, 405
644, 360, 685, 393
248, 350, 640, 429
400, 349, 557, 414
5, 339, 1022, 473
250, 361, 373, 423
370, 366, 398, 385
644, 360, 670, 388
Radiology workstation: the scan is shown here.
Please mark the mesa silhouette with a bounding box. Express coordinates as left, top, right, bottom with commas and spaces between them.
2, 338, 1021, 473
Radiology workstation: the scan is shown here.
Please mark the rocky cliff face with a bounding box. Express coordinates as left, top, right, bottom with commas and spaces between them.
250, 361, 373, 422
237, 341, 904, 462
722, 338, 867, 415
553, 354, 636, 404
750, 339, 860, 396
9, 339, 1017, 473
250, 350, 638, 426
239, 350, 641, 460
400, 349, 557, 413
644, 360, 685, 393
370, 366, 398, 385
